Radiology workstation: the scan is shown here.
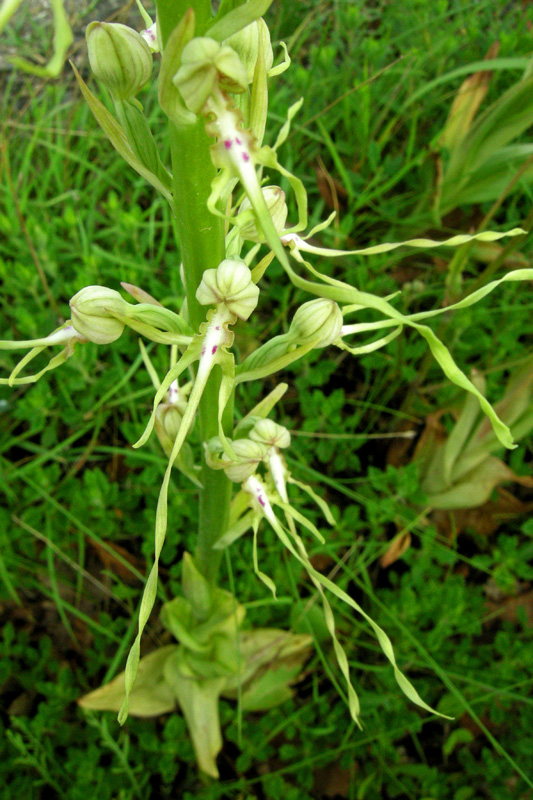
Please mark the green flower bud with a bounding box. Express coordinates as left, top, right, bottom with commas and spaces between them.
223, 439, 268, 483
238, 186, 287, 243
289, 299, 343, 348
250, 419, 291, 449
155, 402, 184, 445
86, 22, 153, 100
196, 258, 259, 320
70, 285, 127, 345
173, 37, 248, 114
205, 437, 267, 483
225, 19, 274, 84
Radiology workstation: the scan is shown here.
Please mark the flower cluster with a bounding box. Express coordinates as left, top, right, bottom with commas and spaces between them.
2, 0, 532, 777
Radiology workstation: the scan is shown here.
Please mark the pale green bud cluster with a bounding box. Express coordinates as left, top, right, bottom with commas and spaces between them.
173, 37, 248, 115
154, 390, 189, 457
250, 419, 291, 449
70, 286, 127, 344
238, 186, 288, 243
196, 258, 259, 320
205, 416, 291, 484
86, 22, 152, 100
289, 299, 343, 348
205, 437, 268, 483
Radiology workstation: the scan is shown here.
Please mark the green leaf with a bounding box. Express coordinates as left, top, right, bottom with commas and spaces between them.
78, 646, 178, 717
406, 58, 532, 109
445, 73, 533, 191
164, 651, 226, 778
0, 0, 23, 33
6, 0, 73, 77
208, 0, 274, 42
72, 63, 174, 208
158, 8, 197, 128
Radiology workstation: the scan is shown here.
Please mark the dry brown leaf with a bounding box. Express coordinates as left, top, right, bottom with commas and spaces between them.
314, 157, 348, 211
439, 42, 500, 150
380, 531, 412, 568
314, 762, 355, 798
486, 589, 533, 628
90, 540, 145, 584
433, 489, 533, 539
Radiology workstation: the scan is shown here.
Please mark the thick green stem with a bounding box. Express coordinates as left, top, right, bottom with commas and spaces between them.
157, 0, 234, 583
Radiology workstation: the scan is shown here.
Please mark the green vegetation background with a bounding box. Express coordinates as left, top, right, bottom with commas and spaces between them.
1, 1, 532, 797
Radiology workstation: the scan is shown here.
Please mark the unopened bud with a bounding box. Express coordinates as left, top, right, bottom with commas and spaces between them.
205, 437, 267, 482
223, 439, 268, 482
289, 299, 343, 348
250, 419, 290, 449
196, 258, 259, 320
159, 402, 184, 440
70, 286, 127, 344
154, 402, 185, 455
173, 37, 248, 114
225, 19, 274, 82
238, 186, 287, 243
86, 21, 152, 100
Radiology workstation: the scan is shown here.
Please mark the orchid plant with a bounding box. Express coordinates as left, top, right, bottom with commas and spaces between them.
1, 0, 531, 779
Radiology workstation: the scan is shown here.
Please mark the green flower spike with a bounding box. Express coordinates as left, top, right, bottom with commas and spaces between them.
172, 31, 307, 264
118, 259, 258, 724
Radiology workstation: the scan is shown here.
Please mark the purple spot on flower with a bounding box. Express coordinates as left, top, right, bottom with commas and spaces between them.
201, 347, 206, 356
258, 497, 265, 507
211, 345, 217, 355
216, 326, 220, 330
242, 152, 250, 162
235, 137, 242, 145
224, 140, 232, 150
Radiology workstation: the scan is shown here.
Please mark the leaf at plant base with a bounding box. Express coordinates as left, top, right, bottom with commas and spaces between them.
439, 42, 499, 151
443, 71, 533, 204
427, 456, 533, 510
433, 489, 533, 539
181, 552, 213, 622
442, 372, 486, 485
222, 628, 313, 710
78, 645, 178, 716
164, 651, 226, 779
471, 240, 530, 269
443, 143, 533, 207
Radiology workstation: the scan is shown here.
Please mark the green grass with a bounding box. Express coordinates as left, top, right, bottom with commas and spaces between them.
1, 0, 533, 797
